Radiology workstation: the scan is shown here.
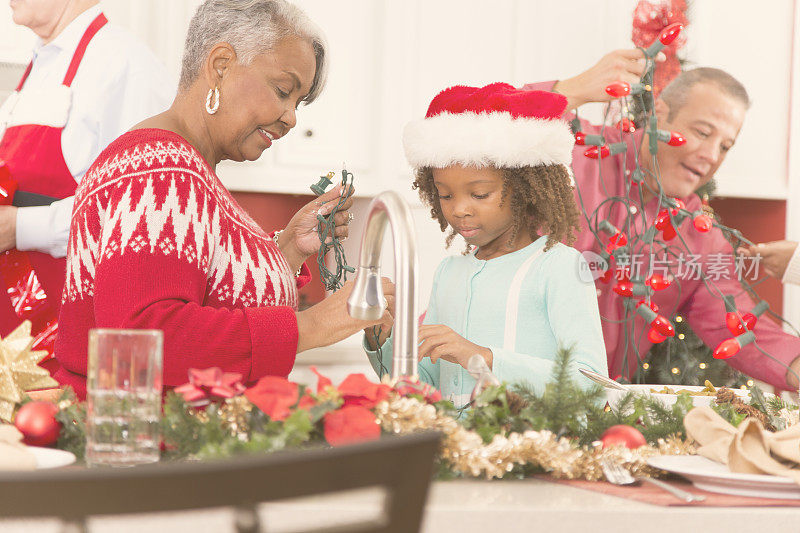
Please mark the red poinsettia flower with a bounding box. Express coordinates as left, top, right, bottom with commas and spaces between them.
394, 376, 442, 404
310, 366, 333, 393
323, 405, 381, 447
244, 376, 299, 421
297, 392, 316, 411
337, 373, 391, 409
175, 367, 246, 405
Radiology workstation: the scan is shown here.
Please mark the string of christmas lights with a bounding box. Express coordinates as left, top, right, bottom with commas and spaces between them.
571, 22, 800, 387
309, 169, 356, 291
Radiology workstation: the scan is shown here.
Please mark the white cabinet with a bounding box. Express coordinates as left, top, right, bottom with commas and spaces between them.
685, 0, 794, 200
2, 0, 792, 202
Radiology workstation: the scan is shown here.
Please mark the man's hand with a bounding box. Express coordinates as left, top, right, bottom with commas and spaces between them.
787, 355, 800, 390
277, 183, 355, 273
737, 240, 799, 280
0, 206, 17, 253
418, 324, 493, 370
552, 49, 665, 111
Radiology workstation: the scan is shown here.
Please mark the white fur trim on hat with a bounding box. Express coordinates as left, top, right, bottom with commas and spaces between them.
402, 111, 574, 169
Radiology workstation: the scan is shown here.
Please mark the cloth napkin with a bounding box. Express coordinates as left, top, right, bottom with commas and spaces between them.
0, 424, 37, 471
684, 406, 800, 484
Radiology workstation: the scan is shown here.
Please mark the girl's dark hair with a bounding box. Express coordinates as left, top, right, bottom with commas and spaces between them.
412, 164, 581, 252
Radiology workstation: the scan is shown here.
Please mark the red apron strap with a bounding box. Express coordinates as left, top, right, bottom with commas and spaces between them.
15, 62, 33, 91
61, 13, 108, 87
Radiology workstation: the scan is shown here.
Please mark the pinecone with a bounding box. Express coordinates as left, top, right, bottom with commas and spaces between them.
715, 387, 775, 431
506, 390, 529, 416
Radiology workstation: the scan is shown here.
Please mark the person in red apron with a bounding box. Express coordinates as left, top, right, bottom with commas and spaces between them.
0, 2, 173, 372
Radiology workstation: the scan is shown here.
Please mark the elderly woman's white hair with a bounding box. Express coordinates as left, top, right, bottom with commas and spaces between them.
179, 0, 328, 103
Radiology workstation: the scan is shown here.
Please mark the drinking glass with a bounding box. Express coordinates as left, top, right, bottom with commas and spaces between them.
86, 328, 163, 467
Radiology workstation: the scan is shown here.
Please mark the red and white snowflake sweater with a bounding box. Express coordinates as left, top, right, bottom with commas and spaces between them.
54, 128, 310, 399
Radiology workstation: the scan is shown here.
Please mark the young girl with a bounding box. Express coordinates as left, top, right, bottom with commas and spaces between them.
365, 83, 608, 407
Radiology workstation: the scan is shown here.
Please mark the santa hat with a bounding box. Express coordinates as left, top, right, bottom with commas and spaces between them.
403, 83, 573, 170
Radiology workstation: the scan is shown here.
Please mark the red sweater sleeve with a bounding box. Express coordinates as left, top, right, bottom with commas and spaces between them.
92, 172, 297, 387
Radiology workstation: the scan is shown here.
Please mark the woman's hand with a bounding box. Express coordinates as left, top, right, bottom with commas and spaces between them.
417, 324, 493, 370
738, 240, 799, 280
552, 48, 665, 111
277, 183, 355, 272
296, 277, 394, 353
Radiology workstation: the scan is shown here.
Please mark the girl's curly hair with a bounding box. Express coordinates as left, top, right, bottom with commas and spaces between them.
412, 164, 580, 252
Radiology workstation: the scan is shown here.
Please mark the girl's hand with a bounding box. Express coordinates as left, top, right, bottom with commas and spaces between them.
364, 280, 395, 350
277, 183, 355, 272
418, 324, 493, 370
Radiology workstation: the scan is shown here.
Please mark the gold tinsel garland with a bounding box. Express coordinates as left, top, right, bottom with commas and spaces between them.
374, 396, 695, 480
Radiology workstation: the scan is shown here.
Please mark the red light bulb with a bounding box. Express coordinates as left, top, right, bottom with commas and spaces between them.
646, 273, 671, 291
693, 214, 712, 232
605, 81, 631, 98
725, 311, 747, 336
713, 338, 741, 359
616, 117, 636, 133
654, 209, 671, 231
636, 299, 659, 313
651, 315, 675, 337
584, 145, 610, 159
600, 269, 614, 284
713, 331, 755, 359
667, 131, 686, 146
575, 132, 587, 145
659, 22, 684, 45
614, 280, 633, 297
672, 199, 686, 212
606, 231, 628, 253
648, 328, 667, 344
742, 312, 757, 330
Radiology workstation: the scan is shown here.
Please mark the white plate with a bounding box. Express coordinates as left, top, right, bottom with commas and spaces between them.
647, 455, 800, 500
28, 446, 76, 469
605, 384, 752, 409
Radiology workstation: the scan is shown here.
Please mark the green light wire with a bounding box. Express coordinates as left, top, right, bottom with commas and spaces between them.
312, 168, 356, 291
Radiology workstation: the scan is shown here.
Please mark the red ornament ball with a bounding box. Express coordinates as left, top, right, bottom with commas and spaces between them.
14, 401, 61, 447
600, 424, 647, 449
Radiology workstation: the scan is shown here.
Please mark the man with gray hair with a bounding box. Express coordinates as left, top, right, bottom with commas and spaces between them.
524, 49, 800, 391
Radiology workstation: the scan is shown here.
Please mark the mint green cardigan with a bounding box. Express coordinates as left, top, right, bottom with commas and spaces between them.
364, 238, 609, 407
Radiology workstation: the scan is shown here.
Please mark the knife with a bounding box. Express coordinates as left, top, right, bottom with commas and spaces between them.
579, 368, 626, 390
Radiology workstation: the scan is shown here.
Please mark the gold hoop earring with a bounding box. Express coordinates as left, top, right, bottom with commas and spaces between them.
205, 86, 220, 115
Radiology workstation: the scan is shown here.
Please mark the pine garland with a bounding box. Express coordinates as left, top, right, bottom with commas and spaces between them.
461, 347, 692, 447
41, 346, 797, 478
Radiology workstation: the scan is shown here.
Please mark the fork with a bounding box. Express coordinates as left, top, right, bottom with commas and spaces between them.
600, 460, 706, 503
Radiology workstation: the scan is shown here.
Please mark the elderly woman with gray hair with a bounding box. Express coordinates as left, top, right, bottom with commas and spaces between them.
53, 0, 393, 398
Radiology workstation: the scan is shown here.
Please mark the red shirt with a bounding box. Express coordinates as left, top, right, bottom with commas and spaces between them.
54, 128, 308, 398
523, 81, 799, 389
